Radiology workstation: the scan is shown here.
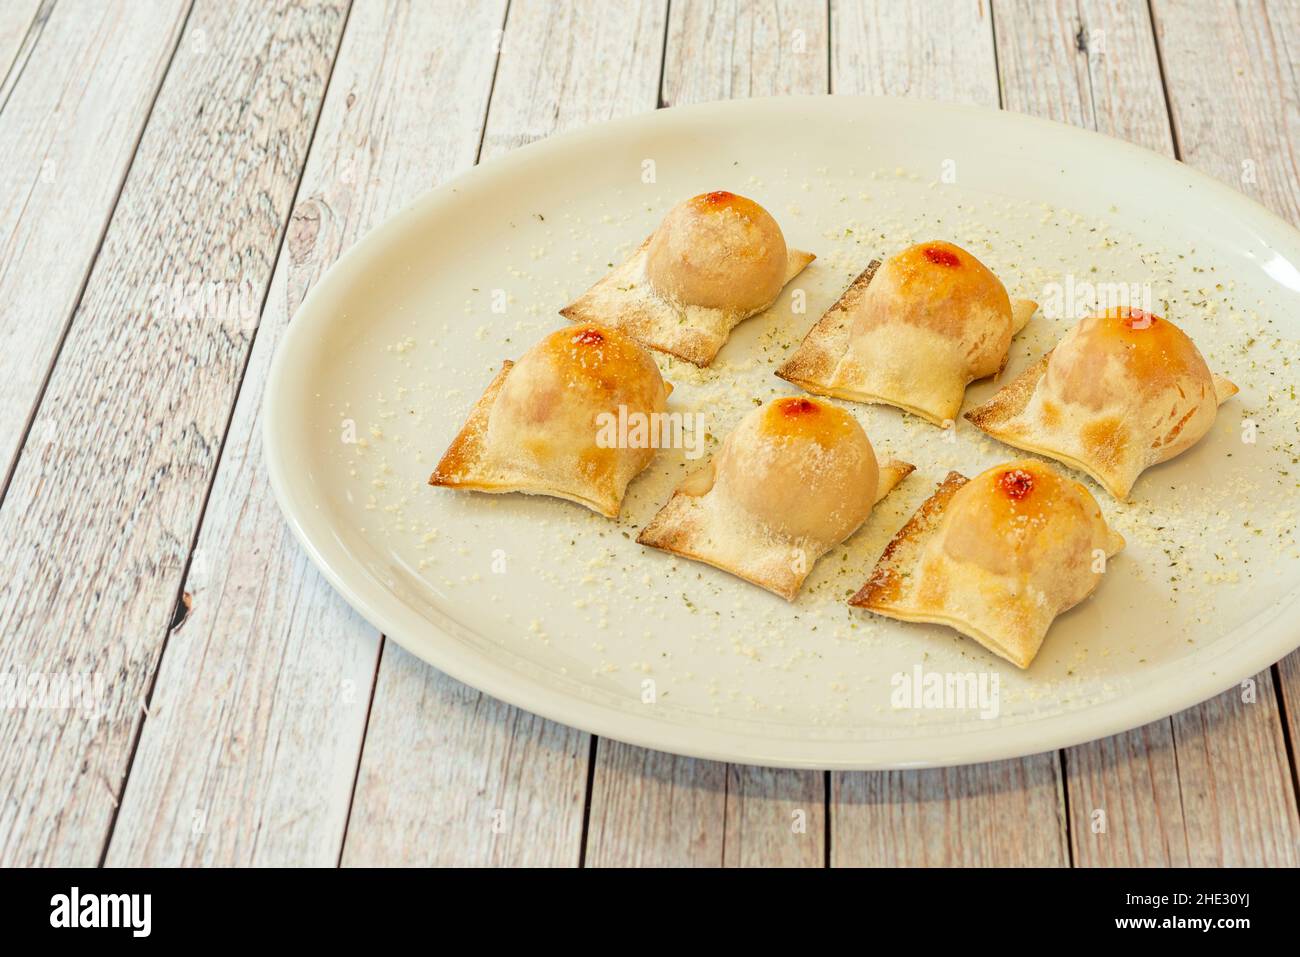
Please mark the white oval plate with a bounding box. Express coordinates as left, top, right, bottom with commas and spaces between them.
265, 96, 1300, 769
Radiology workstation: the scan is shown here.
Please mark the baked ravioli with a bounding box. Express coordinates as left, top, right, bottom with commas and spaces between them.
560, 191, 815, 367
430, 325, 670, 518
964, 308, 1238, 500
776, 241, 1037, 426
850, 460, 1124, 669
637, 396, 913, 600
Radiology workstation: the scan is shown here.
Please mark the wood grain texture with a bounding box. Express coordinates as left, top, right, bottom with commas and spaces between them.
340, 0, 666, 868
827, 0, 1072, 868
343, 646, 588, 867
106, 0, 509, 867
481, 0, 668, 156
1063, 720, 1189, 867
0, 0, 189, 488
662, 0, 828, 105
0, 0, 45, 93
993, 0, 1173, 153
1151, 0, 1300, 225
1278, 652, 1300, 809
0, 0, 348, 867
1170, 677, 1298, 866
723, 763, 826, 866
832, 757, 1069, 866
586, 746, 729, 867
830, 0, 998, 104
582, 0, 830, 868
586, 744, 826, 866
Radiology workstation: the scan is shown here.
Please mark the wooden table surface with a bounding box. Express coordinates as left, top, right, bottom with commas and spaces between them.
2, 0, 1298, 868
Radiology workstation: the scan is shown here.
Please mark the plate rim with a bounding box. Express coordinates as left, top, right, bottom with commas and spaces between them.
264, 93, 1300, 770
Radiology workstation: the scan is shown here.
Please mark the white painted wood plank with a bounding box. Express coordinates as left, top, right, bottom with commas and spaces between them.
1171, 677, 1299, 866
833, 757, 1069, 866
1151, 0, 1300, 224
0, 0, 348, 867
1278, 653, 1300, 811
662, 0, 828, 106
342, 646, 589, 867
994, 0, 1174, 152
1063, 721, 1190, 867
827, 0, 1070, 868
106, 0, 509, 867
340, 0, 667, 867
583, 0, 828, 869
723, 764, 825, 867
0, 0, 44, 90
587, 745, 828, 867
1065, 682, 1300, 868
480, 0, 668, 156
1071, 0, 1176, 152
586, 745, 727, 867
586, 744, 827, 868
830, 0, 998, 104
0, 0, 188, 486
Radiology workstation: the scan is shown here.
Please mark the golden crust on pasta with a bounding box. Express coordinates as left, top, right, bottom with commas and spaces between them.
637, 396, 913, 600
964, 308, 1238, 500
776, 241, 1037, 426
850, 460, 1125, 669
430, 325, 670, 518
560, 191, 815, 367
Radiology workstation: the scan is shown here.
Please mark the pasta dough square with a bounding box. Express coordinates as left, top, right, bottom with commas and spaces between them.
430, 325, 670, 518
561, 191, 814, 366
638, 396, 913, 600
777, 242, 1036, 426
851, 460, 1124, 668
965, 309, 1238, 499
